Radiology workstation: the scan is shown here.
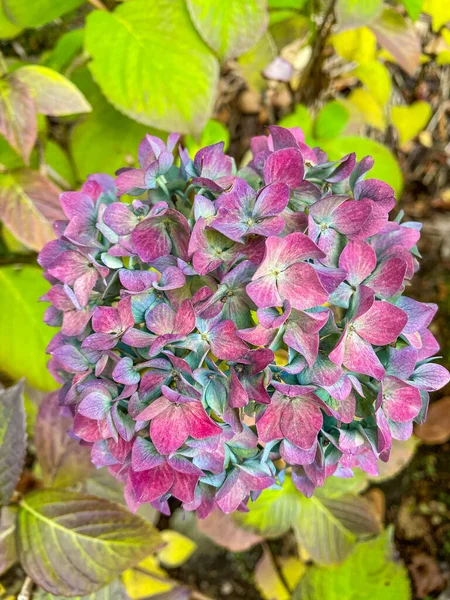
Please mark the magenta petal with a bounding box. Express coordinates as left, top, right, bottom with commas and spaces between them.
254, 182, 290, 216
280, 396, 323, 450
216, 469, 247, 514
354, 301, 407, 345
263, 148, 304, 188
130, 463, 174, 503
146, 303, 175, 335
115, 168, 145, 194
92, 306, 121, 333
339, 240, 376, 286
103, 202, 139, 235
150, 405, 189, 454
229, 369, 249, 408
184, 402, 222, 438
354, 178, 396, 212
277, 263, 328, 310
256, 393, 286, 443
171, 470, 200, 503
342, 331, 386, 380
131, 437, 165, 471
209, 320, 248, 361
365, 257, 406, 298
333, 200, 372, 235
381, 376, 421, 423
60, 192, 94, 220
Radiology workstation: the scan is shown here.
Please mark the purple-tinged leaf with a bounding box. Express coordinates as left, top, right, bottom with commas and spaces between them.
17, 489, 162, 596
35, 391, 94, 488
0, 380, 26, 506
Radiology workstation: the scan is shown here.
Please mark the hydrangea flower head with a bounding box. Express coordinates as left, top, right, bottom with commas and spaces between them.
40, 126, 449, 516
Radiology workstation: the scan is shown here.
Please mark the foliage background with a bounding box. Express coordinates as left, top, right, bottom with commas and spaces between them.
0, 0, 449, 599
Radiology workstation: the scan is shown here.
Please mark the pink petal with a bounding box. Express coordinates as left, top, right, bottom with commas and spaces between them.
355, 301, 407, 345
339, 240, 376, 286
263, 148, 304, 188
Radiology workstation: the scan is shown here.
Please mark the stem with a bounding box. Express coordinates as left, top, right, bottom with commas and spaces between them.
86, 0, 108, 9
261, 542, 292, 593
17, 577, 33, 600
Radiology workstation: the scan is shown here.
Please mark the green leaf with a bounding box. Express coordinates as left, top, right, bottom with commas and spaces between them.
0, 266, 57, 391
157, 531, 197, 568
13, 65, 91, 116
1, 0, 84, 28
0, 381, 26, 506
34, 391, 94, 489
314, 101, 350, 140
18, 489, 162, 597
186, 0, 268, 61
353, 60, 392, 106
184, 119, 230, 157
269, 13, 310, 49
321, 135, 403, 196
278, 103, 314, 143
401, 0, 424, 21
391, 101, 432, 145
0, 506, 17, 575
70, 70, 154, 180
336, 0, 383, 30
237, 32, 277, 92
0, 2, 22, 39
0, 169, 64, 251
42, 29, 85, 73
85, 0, 219, 135
422, 0, 450, 31
268, 0, 307, 8
370, 8, 421, 76
293, 530, 411, 599
33, 580, 130, 600
45, 140, 76, 188
0, 76, 37, 163
237, 475, 379, 565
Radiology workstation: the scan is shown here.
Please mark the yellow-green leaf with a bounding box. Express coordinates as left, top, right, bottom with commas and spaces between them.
184, 119, 230, 157
0, 77, 37, 163
348, 88, 386, 131
186, 0, 268, 61
85, 0, 219, 135
293, 530, 411, 600
13, 66, 91, 116
238, 32, 277, 92
0, 2, 22, 39
330, 27, 377, 64
423, 0, 450, 31
123, 556, 173, 599
353, 60, 392, 106
336, 0, 383, 30
2, 0, 84, 28
158, 531, 197, 568
0, 266, 57, 390
391, 101, 432, 145
321, 135, 403, 195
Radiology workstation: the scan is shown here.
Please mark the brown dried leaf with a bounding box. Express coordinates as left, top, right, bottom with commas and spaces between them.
0, 168, 64, 251
0, 76, 37, 163
409, 553, 446, 598
371, 8, 421, 76
415, 397, 450, 444
197, 509, 263, 552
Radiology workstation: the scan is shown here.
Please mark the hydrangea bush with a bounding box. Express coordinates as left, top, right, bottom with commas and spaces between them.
39, 126, 449, 517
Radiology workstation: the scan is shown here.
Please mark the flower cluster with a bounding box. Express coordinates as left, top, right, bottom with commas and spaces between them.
39, 126, 449, 517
